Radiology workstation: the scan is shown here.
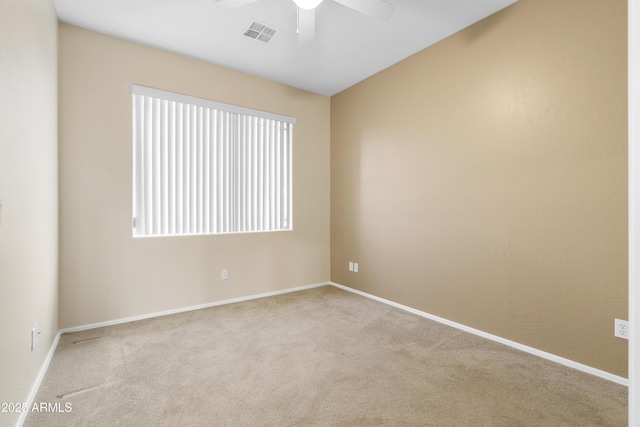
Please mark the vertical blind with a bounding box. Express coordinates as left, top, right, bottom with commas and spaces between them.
131, 85, 295, 237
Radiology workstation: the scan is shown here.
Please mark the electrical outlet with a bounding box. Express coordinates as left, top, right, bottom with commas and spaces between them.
31, 323, 39, 351
353, 262, 359, 273
221, 269, 229, 280
349, 262, 353, 272
614, 318, 629, 340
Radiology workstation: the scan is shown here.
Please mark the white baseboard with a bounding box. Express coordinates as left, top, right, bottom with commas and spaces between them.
17, 329, 62, 427
330, 282, 629, 387
60, 281, 329, 335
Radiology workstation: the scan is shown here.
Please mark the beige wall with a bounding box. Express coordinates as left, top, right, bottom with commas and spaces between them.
0, 0, 59, 425
58, 24, 330, 329
331, 0, 628, 377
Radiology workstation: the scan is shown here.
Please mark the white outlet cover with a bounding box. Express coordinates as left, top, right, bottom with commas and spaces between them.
354, 263, 359, 273
349, 262, 353, 272
31, 324, 39, 351
614, 318, 629, 340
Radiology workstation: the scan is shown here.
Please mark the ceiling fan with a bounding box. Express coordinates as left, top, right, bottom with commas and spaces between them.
215, 0, 395, 45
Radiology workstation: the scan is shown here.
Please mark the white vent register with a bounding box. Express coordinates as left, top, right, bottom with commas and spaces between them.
131, 85, 295, 237
244, 22, 277, 43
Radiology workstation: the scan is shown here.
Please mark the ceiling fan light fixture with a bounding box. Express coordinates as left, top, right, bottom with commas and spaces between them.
293, 0, 323, 10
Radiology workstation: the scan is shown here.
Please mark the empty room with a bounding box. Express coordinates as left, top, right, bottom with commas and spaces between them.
1, 0, 637, 426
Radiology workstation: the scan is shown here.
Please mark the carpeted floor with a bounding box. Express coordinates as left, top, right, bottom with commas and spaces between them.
25, 285, 627, 426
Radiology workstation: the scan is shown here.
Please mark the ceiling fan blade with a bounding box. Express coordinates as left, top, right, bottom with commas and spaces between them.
214, 0, 262, 9
332, 0, 395, 21
297, 8, 315, 46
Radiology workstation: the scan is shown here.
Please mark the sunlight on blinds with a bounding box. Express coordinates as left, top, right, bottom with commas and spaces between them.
132, 85, 294, 237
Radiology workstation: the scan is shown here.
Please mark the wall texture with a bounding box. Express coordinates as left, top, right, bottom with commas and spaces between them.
58, 24, 330, 329
331, 0, 628, 377
0, 0, 59, 425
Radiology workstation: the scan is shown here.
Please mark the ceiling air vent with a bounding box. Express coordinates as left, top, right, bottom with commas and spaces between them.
244, 22, 277, 43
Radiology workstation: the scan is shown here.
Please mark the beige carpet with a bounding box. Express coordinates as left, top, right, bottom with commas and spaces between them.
25, 286, 627, 426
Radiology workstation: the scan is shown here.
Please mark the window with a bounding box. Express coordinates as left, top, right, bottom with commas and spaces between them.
131, 85, 295, 237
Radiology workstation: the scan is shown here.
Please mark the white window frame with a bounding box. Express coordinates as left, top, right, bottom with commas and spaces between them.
131, 84, 295, 237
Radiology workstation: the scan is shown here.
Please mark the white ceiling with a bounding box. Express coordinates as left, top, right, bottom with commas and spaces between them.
53, 0, 518, 96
